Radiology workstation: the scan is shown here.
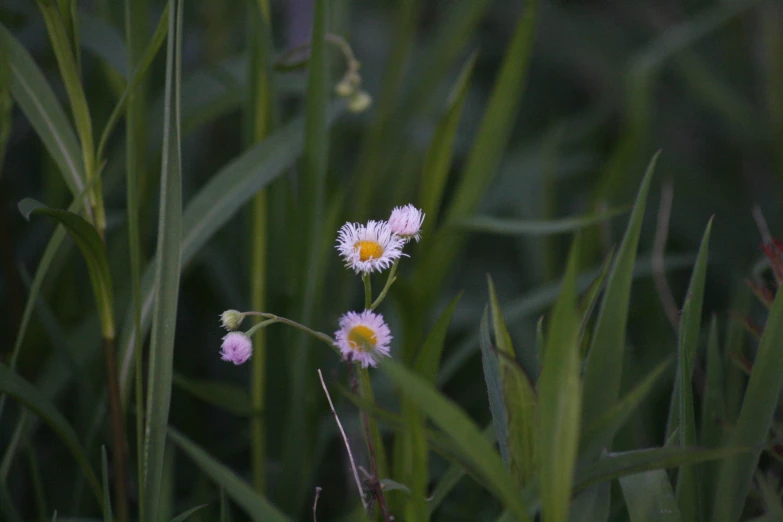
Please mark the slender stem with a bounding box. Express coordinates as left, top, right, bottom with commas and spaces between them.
248, 0, 273, 496
348, 363, 391, 521
243, 312, 338, 355
103, 337, 128, 522
363, 274, 372, 310
318, 370, 366, 511
370, 260, 399, 311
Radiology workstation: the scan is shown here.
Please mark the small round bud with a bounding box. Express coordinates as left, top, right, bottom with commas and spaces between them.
220, 309, 244, 331
348, 90, 372, 113
220, 332, 253, 365
335, 78, 354, 97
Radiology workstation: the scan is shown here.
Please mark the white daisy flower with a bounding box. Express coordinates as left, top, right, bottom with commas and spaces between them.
334, 310, 392, 368
388, 204, 425, 242
336, 220, 405, 274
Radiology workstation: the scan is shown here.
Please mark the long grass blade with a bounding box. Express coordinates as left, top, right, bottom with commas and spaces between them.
168, 429, 289, 522
380, 359, 530, 520
0, 363, 102, 505
459, 208, 628, 236
538, 236, 582, 522
142, 0, 183, 517
674, 218, 712, 522
580, 152, 658, 455
620, 470, 682, 522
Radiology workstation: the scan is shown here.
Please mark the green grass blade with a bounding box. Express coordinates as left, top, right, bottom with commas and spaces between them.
756, 473, 783, 521
142, 1, 183, 517
459, 208, 628, 236
380, 359, 530, 520
445, 0, 537, 221
479, 307, 510, 467
101, 447, 114, 522
169, 504, 208, 522
36, 0, 103, 230
576, 446, 750, 493
418, 52, 477, 228
168, 429, 289, 522
18, 198, 114, 338
414, 293, 462, 383
713, 263, 783, 521
569, 483, 610, 522
580, 356, 674, 458
0, 362, 102, 505
580, 152, 658, 454
620, 470, 682, 522
700, 316, 724, 520
488, 277, 537, 487
172, 375, 251, 417
282, 0, 330, 513
117, 108, 343, 399
538, 236, 583, 522
439, 252, 694, 387
0, 24, 85, 198
674, 218, 712, 522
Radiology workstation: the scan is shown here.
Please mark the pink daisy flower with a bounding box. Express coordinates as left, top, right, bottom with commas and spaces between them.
388, 204, 425, 242
336, 220, 405, 274
220, 332, 253, 365
334, 310, 392, 368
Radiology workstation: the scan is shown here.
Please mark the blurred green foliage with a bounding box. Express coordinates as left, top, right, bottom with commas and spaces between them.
1, 0, 782, 520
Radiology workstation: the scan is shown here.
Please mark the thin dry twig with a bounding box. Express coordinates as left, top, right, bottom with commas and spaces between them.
653, 180, 680, 330
313, 486, 322, 522
752, 205, 773, 245
318, 369, 367, 511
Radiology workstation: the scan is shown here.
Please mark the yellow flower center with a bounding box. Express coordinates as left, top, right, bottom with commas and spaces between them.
348, 325, 377, 352
354, 240, 384, 262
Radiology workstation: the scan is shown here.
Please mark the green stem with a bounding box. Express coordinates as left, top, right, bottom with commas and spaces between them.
243, 312, 338, 355
370, 260, 399, 311
248, 0, 273, 496
363, 274, 372, 310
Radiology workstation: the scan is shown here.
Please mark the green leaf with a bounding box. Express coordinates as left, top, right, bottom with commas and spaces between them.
580, 152, 659, 455
0, 363, 102, 505
143, 1, 183, 517
379, 359, 530, 520
713, 255, 783, 522
488, 277, 537, 487
414, 293, 462, 383
576, 445, 750, 493
620, 470, 682, 522
569, 483, 610, 522
480, 307, 510, 466
0, 24, 85, 198
418, 52, 477, 228
18, 198, 114, 338
756, 473, 783, 521
700, 316, 724, 520
581, 356, 674, 458
170, 504, 209, 522
380, 479, 412, 495
538, 236, 583, 522
173, 374, 252, 417
101, 447, 114, 522
459, 208, 628, 236
168, 429, 289, 521
674, 218, 712, 522
117, 106, 344, 399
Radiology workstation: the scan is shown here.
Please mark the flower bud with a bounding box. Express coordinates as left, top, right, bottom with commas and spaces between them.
348, 90, 372, 113
220, 309, 244, 331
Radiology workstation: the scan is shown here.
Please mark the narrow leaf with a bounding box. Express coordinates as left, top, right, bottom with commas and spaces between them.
581, 152, 659, 454
459, 208, 628, 236
101, 447, 114, 522
143, 0, 183, 516
538, 236, 583, 522
170, 504, 209, 522
380, 359, 530, 520
169, 429, 289, 521
620, 470, 682, 522
0, 363, 102, 504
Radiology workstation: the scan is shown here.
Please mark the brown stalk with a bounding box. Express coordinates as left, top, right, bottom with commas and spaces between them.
104, 337, 129, 521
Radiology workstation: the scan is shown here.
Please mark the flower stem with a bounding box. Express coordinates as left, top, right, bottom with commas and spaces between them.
243, 312, 339, 355
370, 259, 399, 311
363, 274, 372, 310
348, 363, 391, 521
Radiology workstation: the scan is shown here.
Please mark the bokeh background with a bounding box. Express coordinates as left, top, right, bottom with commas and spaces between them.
1, 0, 781, 520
